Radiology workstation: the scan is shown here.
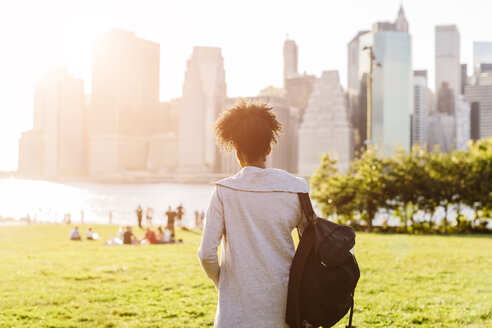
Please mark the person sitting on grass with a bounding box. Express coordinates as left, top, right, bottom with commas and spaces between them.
123, 226, 137, 245
117, 226, 124, 241
156, 226, 165, 243
70, 227, 81, 241
142, 227, 158, 244
105, 227, 124, 245
164, 227, 173, 243
86, 227, 94, 240
156, 226, 173, 244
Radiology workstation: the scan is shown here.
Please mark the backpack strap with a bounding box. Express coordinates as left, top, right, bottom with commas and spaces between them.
346, 292, 356, 328
298, 193, 317, 226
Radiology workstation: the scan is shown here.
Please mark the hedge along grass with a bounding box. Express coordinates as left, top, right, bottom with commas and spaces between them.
0, 225, 490, 328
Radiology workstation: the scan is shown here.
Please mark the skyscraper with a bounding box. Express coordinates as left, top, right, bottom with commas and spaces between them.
284, 74, 316, 121
458, 64, 471, 150
347, 31, 370, 93
147, 98, 181, 173
461, 64, 468, 95
89, 29, 160, 175
347, 31, 370, 153
18, 130, 44, 176
18, 67, 86, 178
283, 38, 298, 83
395, 4, 409, 33
473, 42, 492, 75
436, 26, 461, 100
282, 38, 315, 172
371, 4, 408, 34
456, 96, 470, 150
427, 114, 455, 152
179, 46, 227, 173
437, 82, 455, 115
412, 70, 428, 147
298, 71, 353, 175
465, 71, 492, 139
358, 7, 412, 155
430, 25, 462, 152
469, 102, 480, 141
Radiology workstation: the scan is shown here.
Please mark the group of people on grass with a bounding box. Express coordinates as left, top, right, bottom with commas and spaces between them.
120, 226, 175, 245
70, 227, 99, 241
72, 225, 177, 245
69, 203, 202, 245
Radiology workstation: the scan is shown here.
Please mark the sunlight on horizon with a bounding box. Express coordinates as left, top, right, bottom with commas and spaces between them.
0, 178, 213, 226
0, 178, 85, 222
57, 11, 113, 94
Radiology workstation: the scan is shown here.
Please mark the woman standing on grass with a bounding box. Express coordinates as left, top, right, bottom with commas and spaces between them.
198, 100, 309, 327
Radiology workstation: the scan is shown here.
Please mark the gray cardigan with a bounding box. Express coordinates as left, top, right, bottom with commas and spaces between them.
198, 166, 309, 328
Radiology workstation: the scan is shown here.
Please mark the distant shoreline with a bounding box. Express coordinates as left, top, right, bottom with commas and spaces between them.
2, 172, 310, 185
1, 174, 227, 185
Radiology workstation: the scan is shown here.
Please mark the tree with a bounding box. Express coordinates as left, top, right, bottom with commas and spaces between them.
384, 145, 429, 233
310, 137, 492, 234
349, 145, 387, 231
462, 139, 492, 227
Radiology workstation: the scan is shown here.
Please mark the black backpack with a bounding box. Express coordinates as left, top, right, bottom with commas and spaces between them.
286, 193, 360, 328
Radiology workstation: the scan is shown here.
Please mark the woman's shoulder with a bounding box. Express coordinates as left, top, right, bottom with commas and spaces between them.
213, 167, 309, 193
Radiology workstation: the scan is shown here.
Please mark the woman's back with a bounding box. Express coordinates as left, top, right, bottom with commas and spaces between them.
198, 166, 308, 327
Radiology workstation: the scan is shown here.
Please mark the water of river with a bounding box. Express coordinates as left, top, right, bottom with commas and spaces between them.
0, 178, 482, 228
0, 178, 214, 226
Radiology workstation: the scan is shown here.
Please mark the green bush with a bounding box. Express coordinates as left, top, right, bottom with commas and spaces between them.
310, 138, 492, 234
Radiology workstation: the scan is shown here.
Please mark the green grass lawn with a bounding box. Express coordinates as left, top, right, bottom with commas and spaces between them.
0, 225, 490, 328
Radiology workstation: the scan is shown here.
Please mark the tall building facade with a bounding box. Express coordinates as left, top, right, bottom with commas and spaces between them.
456, 96, 471, 150
283, 38, 298, 83
147, 133, 179, 173
147, 98, 181, 173
298, 71, 353, 175
371, 31, 412, 154
283, 39, 316, 172
473, 42, 492, 75
436, 26, 461, 101
358, 7, 412, 155
157, 98, 180, 135
465, 72, 492, 139
89, 29, 160, 175
469, 102, 481, 141
412, 70, 428, 147
459, 64, 471, 150
347, 31, 370, 153
18, 67, 86, 178
427, 114, 455, 152
284, 74, 316, 120
395, 5, 409, 33
179, 46, 227, 173
349, 5, 412, 155
347, 31, 370, 93
461, 64, 468, 95
18, 130, 44, 176
429, 25, 462, 152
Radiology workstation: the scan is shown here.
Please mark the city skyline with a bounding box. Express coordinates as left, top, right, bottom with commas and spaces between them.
1, 0, 492, 170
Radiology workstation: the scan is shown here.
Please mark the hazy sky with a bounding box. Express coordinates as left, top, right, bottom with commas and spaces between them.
0, 0, 491, 171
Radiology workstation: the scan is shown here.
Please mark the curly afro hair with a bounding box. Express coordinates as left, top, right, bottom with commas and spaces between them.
214, 99, 282, 162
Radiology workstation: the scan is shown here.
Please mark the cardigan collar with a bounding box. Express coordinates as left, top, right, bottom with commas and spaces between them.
214, 166, 309, 193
